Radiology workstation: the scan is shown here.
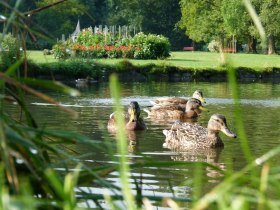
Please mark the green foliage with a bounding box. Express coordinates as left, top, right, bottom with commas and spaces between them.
221, 0, 249, 37
0, 33, 21, 69
106, 0, 188, 50
259, 0, 280, 36
34, 0, 86, 38
130, 32, 171, 59
52, 40, 73, 60
76, 27, 106, 46
207, 40, 222, 52
178, 0, 224, 42
56, 31, 170, 60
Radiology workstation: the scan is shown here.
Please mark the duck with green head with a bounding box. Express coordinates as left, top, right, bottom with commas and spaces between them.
107, 101, 146, 132
144, 98, 207, 121
163, 114, 237, 150
150, 90, 206, 111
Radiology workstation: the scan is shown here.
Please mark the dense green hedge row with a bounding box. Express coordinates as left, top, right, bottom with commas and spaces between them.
26, 59, 280, 83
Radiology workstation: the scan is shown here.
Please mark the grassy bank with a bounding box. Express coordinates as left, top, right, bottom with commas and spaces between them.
28, 50, 280, 70
25, 51, 280, 83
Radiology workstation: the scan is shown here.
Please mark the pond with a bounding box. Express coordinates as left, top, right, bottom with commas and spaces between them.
6, 81, 280, 209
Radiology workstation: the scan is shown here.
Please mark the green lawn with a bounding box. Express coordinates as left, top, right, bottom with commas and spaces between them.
27, 50, 280, 70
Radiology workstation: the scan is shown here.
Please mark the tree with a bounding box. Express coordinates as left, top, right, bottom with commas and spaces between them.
178, 0, 224, 43
107, 0, 189, 50
258, 0, 280, 54
221, 0, 258, 53
78, 0, 109, 27
36, 0, 85, 36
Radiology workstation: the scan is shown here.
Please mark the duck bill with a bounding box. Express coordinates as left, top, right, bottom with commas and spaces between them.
129, 110, 137, 122
221, 127, 237, 138
199, 105, 208, 112
199, 97, 206, 104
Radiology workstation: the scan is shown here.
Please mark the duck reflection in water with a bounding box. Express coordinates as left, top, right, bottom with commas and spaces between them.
169, 147, 225, 181
162, 114, 237, 180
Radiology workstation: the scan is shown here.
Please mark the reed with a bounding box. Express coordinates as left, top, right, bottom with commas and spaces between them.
1, 1, 280, 210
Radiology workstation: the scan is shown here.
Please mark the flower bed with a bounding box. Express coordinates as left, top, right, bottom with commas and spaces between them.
52, 28, 171, 60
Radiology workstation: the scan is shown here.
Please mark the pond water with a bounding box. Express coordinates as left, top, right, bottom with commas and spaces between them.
6, 81, 280, 209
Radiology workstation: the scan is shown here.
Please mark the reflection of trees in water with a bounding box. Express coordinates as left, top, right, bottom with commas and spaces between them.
169, 147, 225, 181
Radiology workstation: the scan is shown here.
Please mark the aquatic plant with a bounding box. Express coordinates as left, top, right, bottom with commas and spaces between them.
1, 1, 280, 210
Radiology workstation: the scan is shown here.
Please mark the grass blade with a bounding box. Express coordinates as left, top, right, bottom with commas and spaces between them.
109, 74, 136, 210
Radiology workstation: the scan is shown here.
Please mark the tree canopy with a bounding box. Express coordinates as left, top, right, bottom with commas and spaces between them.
178, 0, 279, 54
0, 0, 279, 53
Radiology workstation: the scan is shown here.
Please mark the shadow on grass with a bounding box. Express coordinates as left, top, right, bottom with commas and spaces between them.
168, 58, 198, 62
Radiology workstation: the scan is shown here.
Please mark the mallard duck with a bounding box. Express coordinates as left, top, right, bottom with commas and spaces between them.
150, 90, 206, 111
163, 114, 236, 149
144, 98, 207, 120
75, 76, 97, 85
107, 101, 147, 132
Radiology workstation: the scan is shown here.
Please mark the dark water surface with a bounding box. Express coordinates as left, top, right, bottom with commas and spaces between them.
6, 82, 280, 209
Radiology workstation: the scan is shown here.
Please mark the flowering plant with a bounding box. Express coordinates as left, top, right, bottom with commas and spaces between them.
53, 29, 171, 60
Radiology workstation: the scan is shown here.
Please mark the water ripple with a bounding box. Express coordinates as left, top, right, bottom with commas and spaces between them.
32, 96, 280, 108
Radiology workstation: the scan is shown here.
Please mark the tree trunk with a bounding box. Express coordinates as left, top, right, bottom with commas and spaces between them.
248, 36, 257, 53
267, 35, 276, 55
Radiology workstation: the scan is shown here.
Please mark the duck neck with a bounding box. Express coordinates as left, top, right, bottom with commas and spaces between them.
207, 130, 223, 148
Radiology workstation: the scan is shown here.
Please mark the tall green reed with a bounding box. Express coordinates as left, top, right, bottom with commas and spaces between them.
189, 1, 278, 209
109, 74, 137, 210
2, 0, 280, 210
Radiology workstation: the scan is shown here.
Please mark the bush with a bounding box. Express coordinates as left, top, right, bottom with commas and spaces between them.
130, 32, 171, 59
53, 30, 171, 60
52, 40, 73, 60
76, 27, 106, 46
207, 40, 222, 52
0, 33, 21, 69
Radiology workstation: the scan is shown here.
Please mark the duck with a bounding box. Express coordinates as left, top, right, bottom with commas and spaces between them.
150, 90, 206, 111
75, 76, 97, 85
144, 98, 207, 120
162, 114, 237, 150
107, 101, 147, 132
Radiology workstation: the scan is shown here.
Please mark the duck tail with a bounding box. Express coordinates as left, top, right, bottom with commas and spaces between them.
163, 129, 169, 137
109, 112, 115, 119
149, 100, 157, 105
143, 108, 151, 115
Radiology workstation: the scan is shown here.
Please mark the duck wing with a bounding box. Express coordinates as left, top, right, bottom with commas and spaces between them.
163, 121, 208, 149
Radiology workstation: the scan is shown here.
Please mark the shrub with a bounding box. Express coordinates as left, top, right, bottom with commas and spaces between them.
76, 27, 106, 46
0, 33, 21, 69
208, 40, 222, 52
52, 39, 73, 60
130, 32, 171, 59
54, 31, 171, 60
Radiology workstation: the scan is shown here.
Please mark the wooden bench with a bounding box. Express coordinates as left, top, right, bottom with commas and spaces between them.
183, 46, 194, 51
223, 48, 235, 53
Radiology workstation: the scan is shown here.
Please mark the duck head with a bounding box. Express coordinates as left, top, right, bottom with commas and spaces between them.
128, 101, 141, 122
192, 90, 206, 104
207, 114, 237, 138
186, 98, 208, 112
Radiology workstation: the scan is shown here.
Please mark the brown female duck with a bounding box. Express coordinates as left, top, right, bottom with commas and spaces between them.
150, 90, 206, 111
163, 114, 237, 150
107, 101, 146, 132
144, 98, 207, 120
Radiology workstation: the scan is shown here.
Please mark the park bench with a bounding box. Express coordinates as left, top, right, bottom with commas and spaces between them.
183, 46, 194, 51
223, 48, 235, 53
